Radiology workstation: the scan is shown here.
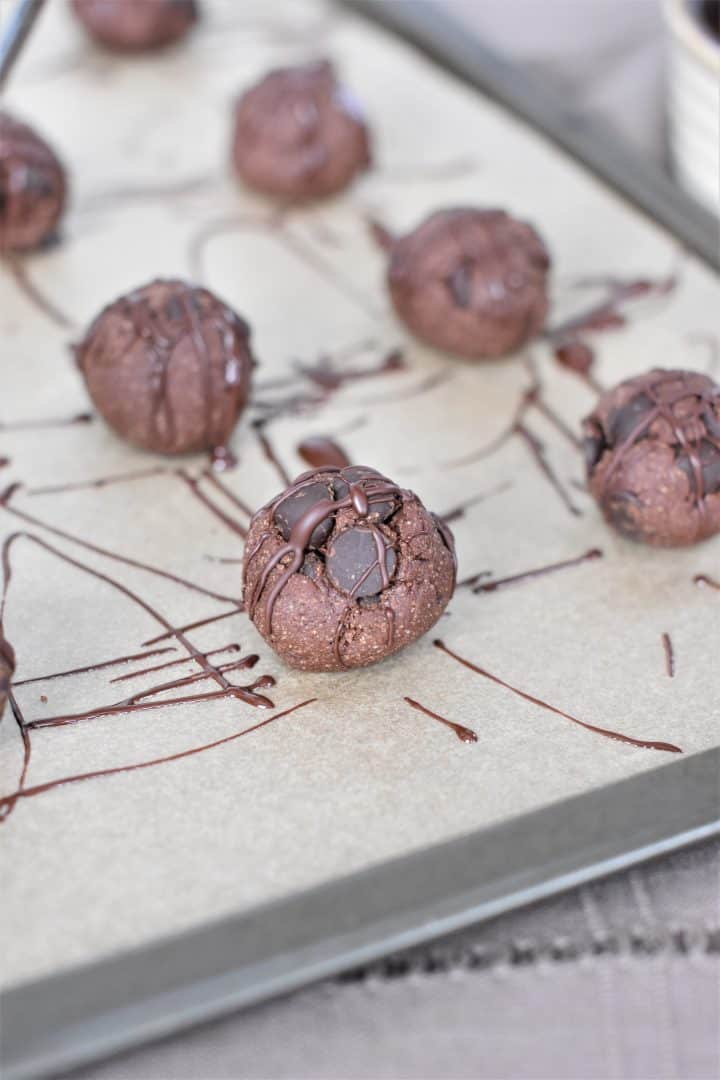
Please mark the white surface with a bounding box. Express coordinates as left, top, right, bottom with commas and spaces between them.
2, 0, 720, 994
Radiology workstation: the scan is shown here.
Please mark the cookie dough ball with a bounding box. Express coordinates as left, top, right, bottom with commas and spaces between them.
387, 208, 551, 359
75, 279, 254, 456
232, 60, 371, 200
0, 630, 15, 722
72, 0, 198, 51
583, 368, 720, 546
0, 112, 67, 252
243, 465, 456, 670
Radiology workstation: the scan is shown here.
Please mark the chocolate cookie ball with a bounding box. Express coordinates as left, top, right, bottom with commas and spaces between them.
387, 208, 551, 359
0, 630, 14, 722
232, 61, 371, 201
75, 279, 254, 456
0, 112, 66, 253
583, 368, 720, 547
72, 0, 198, 51
243, 466, 456, 671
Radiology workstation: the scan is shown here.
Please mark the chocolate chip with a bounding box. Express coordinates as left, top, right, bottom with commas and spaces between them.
331, 466, 397, 521
326, 526, 396, 597
582, 421, 606, 471
677, 440, 720, 495
604, 490, 642, 539
164, 295, 185, 322
608, 393, 655, 444
299, 552, 324, 581
274, 482, 334, 547
446, 260, 473, 308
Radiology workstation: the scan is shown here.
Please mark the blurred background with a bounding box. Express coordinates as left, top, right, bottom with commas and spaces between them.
441, 0, 719, 213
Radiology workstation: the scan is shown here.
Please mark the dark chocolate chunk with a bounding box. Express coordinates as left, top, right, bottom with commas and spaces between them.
274, 482, 334, 548
326, 527, 397, 598
607, 392, 655, 444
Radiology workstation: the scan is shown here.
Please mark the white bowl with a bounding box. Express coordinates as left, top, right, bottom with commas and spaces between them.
664, 0, 720, 214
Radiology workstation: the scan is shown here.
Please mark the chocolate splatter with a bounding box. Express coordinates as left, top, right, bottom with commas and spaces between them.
433, 639, 681, 753
471, 548, 603, 594
404, 696, 477, 744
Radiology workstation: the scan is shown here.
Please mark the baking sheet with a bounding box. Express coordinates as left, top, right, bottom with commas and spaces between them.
1, 0, 719, 1020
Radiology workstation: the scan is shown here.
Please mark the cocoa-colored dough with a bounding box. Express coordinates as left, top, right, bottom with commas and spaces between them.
0, 112, 67, 253
232, 60, 371, 201
72, 0, 198, 52
0, 630, 15, 722
243, 466, 456, 671
387, 208, 551, 359
75, 279, 254, 456
583, 368, 720, 547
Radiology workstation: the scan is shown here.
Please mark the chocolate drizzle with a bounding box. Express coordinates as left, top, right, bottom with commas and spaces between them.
545, 275, 677, 388
0, 527, 281, 821
404, 696, 477, 744
694, 574, 720, 591
444, 373, 582, 519
433, 639, 681, 753
661, 633, 675, 678
0, 699, 316, 815
470, 548, 603, 595
583, 369, 720, 545
74, 279, 254, 463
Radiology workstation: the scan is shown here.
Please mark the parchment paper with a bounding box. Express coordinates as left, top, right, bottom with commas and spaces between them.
1, 0, 718, 991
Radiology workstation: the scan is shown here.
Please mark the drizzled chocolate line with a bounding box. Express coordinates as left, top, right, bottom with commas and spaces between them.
592, 371, 720, 523
545, 275, 677, 387
0, 699, 317, 814
1, 411, 92, 433
0, 692, 31, 822
694, 574, 720, 591
357, 368, 450, 408
404, 696, 477, 744
0, 530, 277, 819
28, 465, 167, 496
661, 633, 675, 678
471, 548, 603, 595
515, 422, 581, 517
433, 639, 681, 753
252, 421, 291, 487
13, 646, 176, 687
2, 255, 75, 329
177, 470, 248, 538
188, 213, 380, 319
28, 465, 252, 540
109, 643, 244, 684
202, 471, 254, 519
441, 372, 581, 517
439, 482, 512, 525
142, 606, 244, 647
2, 532, 236, 699
1, 487, 236, 605
27, 664, 274, 731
